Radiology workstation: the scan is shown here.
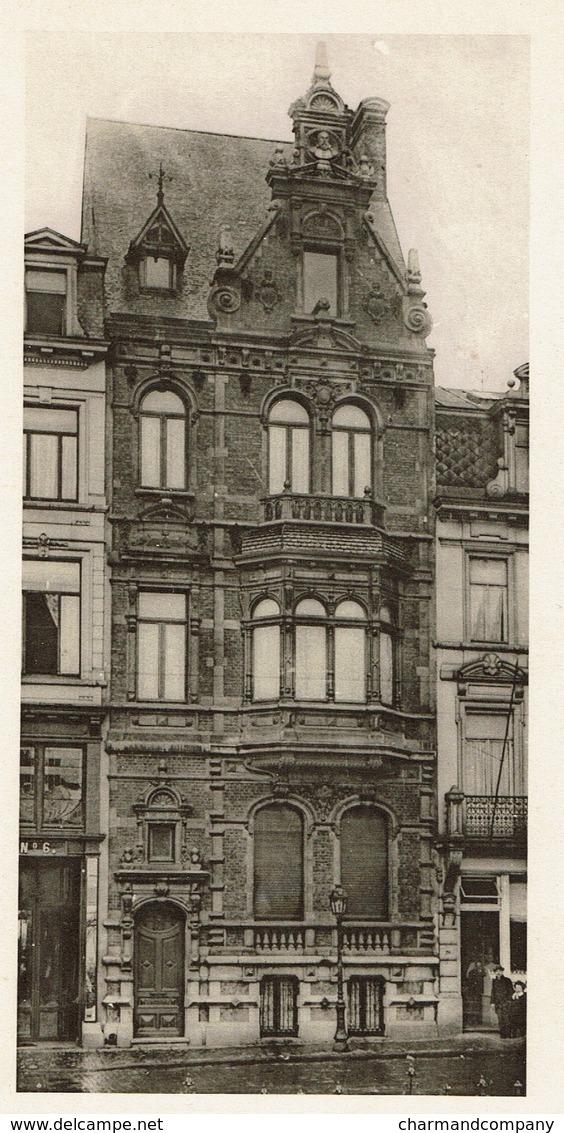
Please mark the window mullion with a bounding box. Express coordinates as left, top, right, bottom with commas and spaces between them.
36, 745, 44, 831
348, 431, 355, 497
158, 621, 165, 700
327, 624, 335, 700
160, 416, 166, 489
286, 426, 292, 490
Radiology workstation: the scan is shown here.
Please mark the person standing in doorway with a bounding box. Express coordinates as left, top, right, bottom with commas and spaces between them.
490, 965, 514, 1037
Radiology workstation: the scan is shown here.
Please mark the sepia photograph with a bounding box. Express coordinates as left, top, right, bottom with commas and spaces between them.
17, 30, 529, 1097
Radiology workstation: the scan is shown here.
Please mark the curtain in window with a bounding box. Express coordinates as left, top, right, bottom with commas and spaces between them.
469, 559, 507, 641
464, 712, 523, 795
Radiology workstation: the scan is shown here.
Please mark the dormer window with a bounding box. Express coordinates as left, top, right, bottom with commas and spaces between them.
303, 250, 339, 315
25, 270, 67, 335
140, 254, 176, 291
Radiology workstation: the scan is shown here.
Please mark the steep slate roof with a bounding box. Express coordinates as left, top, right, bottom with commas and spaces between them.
81, 116, 406, 325
434, 387, 501, 489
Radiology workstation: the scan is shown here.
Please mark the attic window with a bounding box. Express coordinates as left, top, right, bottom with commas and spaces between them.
25, 270, 67, 335
140, 254, 176, 291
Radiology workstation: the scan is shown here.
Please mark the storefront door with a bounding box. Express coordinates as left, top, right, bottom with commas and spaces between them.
461, 910, 499, 1029
18, 859, 81, 1042
134, 903, 185, 1037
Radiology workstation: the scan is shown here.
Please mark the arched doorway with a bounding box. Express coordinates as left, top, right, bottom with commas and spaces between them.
134, 901, 185, 1037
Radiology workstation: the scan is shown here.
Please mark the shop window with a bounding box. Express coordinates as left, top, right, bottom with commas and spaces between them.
379, 605, 395, 706
251, 598, 281, 701
459, 876, 500, 905
254, 804, 304, 920
20, 745, 84, 830
463, 711, 525, 796
469, 557, 508, 642
348, 976, 385, 1036
303, 250, 338, 315
510, 879, 527, 971
334, 600, 366, 703
260, 975, 299, 1037
295, 598, 327, 700
140, 389, 187, 490
25, 269, 67, 335
268, 399, 310, 494
22, 560, 80, 677
23, 405, 78, 502
331, 404, 372, 498
137, 591, 187, 701
340, 806, 388, 919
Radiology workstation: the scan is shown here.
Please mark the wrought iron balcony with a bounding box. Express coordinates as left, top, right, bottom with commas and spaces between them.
262, 492, 386, 527
445, 789, 527, 844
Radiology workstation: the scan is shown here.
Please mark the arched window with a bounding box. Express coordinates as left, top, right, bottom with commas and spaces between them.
331, 404, 372, 498
295, 598, 327, 700
334, 600, 366, 703
268, 399, 310, 495
379, 605, 395, 706
254, 804, 304, 919
140, 389, 187, 490
252, 599, 280, 701
340, 806, 388, 918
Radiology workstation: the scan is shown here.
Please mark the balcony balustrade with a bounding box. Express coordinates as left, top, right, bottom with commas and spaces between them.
208, 920, 435, 956
446, 789, 527, 843
262, 492, 386, 527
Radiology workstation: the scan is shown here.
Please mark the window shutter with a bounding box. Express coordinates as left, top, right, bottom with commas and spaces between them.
254, 805, 304, 919
341, 806, 388, 918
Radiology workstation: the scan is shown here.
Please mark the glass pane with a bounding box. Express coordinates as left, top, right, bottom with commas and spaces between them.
60, 435, 78, 499
163, 622, 186, 701
253, 624, 280, 700
26, 293, 65, 335
166, 416, 186, 489
464, 739, 514, 795
24, 407, 77, 433
138, 622, 159, 699
23, 559, 80, 592
291, 428, 309, 492
379, 631, 394, 704
253, 598, 279, 619
336, 600, 365, 620
269, 399, 309, 424
23, 593, 59, 675
303, 251, 338, 315
139, 591, 186, 620
26, 270, 67, 293
84, 857, 98, 1021
144, 256, 172, 289
341, 806, 388, 918
333, 405, 370, 429
59, 594, 80, 675
43, 748, 83, 826
140, 415, 161, 486
295, 624, 326, 699
268, 425, 287, 494
29, 434, 58, 498
254, 805, 303, 919
295, 598, 325, 617
335, 626, 365, 702
470, 558, 507, 585
20, 747, 36, 824
142, 390, 184, 414
332, 429, 349, 496
353, 431, 371, 497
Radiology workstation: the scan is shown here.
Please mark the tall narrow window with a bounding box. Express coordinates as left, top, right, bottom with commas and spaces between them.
140, 389, 186, 490
334, 600, 366, 703
295, 598, 327, 700
469, 558, 508, 642
25, 270, 67, 335
254, 804, 304, 919
24, 406, 78, 502
463, 711, 524, 796
137, 591, 186, 701
331, 405, 372, 498
268, 399, 310, 494
251, 599, 280, 701
379, 605, 395, 706
22, 560, 80, 676
340, 806, 388, 918
303, 251, 338, 315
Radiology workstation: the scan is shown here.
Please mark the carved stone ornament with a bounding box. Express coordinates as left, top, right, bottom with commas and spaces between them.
302, 210, 343, 241
209, 284, 240, 314
306, 129, 342, 170
403, 301, 433, 337
258, 270, 280, 311
363, 278, 399, 326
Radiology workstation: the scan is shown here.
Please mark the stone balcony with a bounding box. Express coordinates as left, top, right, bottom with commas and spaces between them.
204, 920, 436, 956
262, 491, 386, 528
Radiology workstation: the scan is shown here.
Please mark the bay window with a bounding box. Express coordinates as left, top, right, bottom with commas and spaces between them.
334, 600, 366, 702
379, 605, 395, 705
251, 598, 281, 701
295, 599, 327, 700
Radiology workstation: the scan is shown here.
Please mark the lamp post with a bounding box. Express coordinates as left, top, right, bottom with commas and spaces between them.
330, 884, 349, 1053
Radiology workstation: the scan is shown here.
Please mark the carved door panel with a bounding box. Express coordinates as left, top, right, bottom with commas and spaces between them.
134, 903, 185, 1037
18, 859, 81, 1042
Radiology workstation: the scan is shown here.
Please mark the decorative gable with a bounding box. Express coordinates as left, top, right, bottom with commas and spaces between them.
125, 167, 189, 290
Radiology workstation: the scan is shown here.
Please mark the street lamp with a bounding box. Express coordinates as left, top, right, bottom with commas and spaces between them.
329, 884, 349, 1053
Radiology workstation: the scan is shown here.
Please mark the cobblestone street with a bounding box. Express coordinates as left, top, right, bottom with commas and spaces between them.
18, 1037, 526, 1096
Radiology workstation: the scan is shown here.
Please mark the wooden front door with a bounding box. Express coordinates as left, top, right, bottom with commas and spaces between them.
134, 903, 185, 1037
18, 859, 81, 1043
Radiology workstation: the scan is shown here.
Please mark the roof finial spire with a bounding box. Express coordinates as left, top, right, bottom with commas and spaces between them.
149, 161, 171, 206
313, 41, 331, 84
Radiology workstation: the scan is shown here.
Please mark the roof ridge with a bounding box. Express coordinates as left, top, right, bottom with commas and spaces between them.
85, 115, 289, 147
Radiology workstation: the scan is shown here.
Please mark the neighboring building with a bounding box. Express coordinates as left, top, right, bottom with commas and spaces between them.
434, 367, 529, 1034
19, 229, 109, 1045
80, 48, 439, 1047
